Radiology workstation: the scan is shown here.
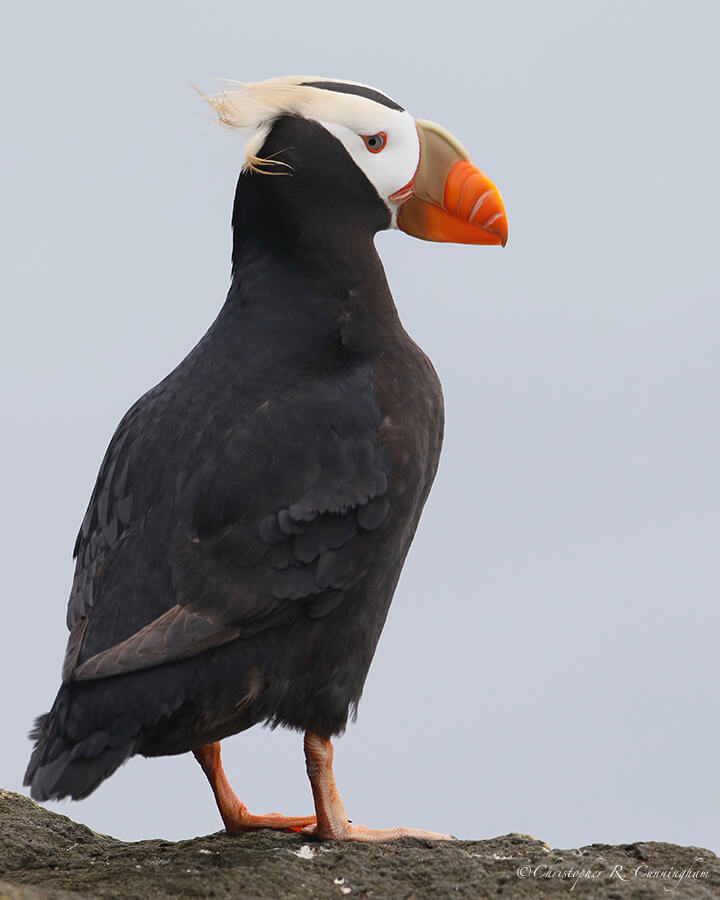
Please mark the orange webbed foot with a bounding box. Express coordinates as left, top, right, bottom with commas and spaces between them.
193, 742, 315, 835
301, 821, 452, 842
302, 731, 453, 843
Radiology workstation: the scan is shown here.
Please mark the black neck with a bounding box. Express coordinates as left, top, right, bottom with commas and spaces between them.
230, 169, 382, 287
225, 216, 400, 360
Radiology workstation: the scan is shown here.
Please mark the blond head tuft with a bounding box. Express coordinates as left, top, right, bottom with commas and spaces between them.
201, 76, 402, 173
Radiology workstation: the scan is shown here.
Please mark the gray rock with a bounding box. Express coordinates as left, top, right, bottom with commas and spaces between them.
1, 790, 717, 899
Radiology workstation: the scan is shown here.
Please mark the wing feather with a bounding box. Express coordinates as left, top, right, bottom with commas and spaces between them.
65, 362, 390, 682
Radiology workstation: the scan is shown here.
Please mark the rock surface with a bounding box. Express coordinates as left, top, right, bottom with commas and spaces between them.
1, 790, 717, 899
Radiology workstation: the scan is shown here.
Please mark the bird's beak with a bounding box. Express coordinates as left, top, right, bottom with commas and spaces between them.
393, 119, 507, 246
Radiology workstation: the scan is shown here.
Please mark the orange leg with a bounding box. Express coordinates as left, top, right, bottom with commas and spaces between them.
301, 731, 452, 842
193, 741, 316, 835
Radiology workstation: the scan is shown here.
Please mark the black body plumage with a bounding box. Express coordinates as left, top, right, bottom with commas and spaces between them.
25, 116, 444, 802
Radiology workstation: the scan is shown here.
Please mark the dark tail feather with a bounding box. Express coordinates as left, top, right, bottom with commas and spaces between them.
24, 710, 137, 802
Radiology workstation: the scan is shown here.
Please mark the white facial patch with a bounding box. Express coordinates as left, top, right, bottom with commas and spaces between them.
318, 114, 420, 216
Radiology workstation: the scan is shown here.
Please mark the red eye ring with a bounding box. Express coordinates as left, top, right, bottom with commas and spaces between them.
362, 132, 387, 153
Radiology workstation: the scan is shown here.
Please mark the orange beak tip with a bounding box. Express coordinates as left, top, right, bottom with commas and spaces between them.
397, 160, 508, 247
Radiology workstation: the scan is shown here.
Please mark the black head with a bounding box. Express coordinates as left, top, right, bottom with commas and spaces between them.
206, 76, 508, 273
231, 115, 392, 269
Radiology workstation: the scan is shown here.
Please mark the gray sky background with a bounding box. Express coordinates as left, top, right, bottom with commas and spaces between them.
2, 1, 718, 851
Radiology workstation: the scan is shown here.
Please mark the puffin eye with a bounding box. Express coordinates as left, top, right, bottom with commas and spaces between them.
362, 132, 387, 153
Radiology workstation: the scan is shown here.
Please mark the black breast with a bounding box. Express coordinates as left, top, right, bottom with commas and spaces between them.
60, 242, 443, 753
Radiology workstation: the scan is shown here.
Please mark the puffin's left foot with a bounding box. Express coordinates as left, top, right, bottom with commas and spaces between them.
302, 821, 453, 842
193, 742, 316, 834
302, 731, 453, 842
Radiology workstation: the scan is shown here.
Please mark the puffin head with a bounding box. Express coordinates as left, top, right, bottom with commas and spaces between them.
205, 75, 507, 250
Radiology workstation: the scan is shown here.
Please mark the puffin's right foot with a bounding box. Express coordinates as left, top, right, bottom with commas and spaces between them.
224, 809, 317, 836
193, 741, 316, 834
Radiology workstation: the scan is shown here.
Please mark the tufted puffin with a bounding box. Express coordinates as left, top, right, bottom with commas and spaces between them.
25, 76, 507, 841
